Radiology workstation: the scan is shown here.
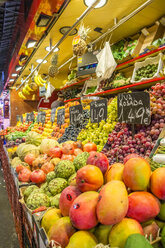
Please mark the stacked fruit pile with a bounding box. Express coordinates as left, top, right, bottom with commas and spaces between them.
13, 141, 165, 248
78, 98, 118, 152
102, 82, 165, 164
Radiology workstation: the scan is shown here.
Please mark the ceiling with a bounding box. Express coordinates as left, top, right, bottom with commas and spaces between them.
7, 0, 165, 89
0, 0, 21, 72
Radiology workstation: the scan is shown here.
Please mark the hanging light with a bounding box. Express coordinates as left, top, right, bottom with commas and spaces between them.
11, 73, 17, 77
36, 59, 47, 64
9, 79, 14, 82
15, 65, 22, 71
26, 39, 37, 48
45, 46, 59, 52
84, 0, 107, 8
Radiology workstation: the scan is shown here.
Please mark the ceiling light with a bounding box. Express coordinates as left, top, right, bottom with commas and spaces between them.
36, 59, 47, 64
84, 0, 107, 8
36, 13, 52, 27
9, 79, 14, 82
45, 46, 59, 52
26, 39, 37, 48
12, 73, 17, 77
60, 26, 77, 36
15, 65, 22, 71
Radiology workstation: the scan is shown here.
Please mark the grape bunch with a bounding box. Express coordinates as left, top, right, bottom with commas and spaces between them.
58, 110, 89, 143
78, 98, 118, 152
150, 82, 165, 117
102, 116, 164, 165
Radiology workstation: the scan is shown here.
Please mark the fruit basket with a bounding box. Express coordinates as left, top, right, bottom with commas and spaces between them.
131, 53, 163, 83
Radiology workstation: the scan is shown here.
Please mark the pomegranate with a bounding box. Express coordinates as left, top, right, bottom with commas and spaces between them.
83, 142, 97, 152
41, 162, 54, 174
18, 168, 31, 182
123, 154, 140, 164
24, 153, 36, 166
49, 147, 63, 158
62, 143, 74, 155
87, 151, 109, 174
30, 169, 46, 184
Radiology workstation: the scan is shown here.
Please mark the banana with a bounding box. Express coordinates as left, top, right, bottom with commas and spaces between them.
22, 87, 30, 96
25, 84, 34, 92
34, 75, 40, 86
18, 92, 26, 100
37, 75, 44, 87
38, 74, 46, 84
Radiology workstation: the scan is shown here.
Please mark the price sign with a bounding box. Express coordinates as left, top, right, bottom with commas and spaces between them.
37, 112, 41, 123
30, 112, 35, 122
20, 115, 23, 123
57, 108, 65, 125
51, 108, 56, 124
69, 104, 83, 127
40, 112, 46, 125
90, 99, 107, 123
26, 113, 31, 123
117, 92, 151, 125
16, 115, 20, 122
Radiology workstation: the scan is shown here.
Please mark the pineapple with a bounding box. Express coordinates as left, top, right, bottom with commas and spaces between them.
48, 65, 59, 78
51, 53, 58, 66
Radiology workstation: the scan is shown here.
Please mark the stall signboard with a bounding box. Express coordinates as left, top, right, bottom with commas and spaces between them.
69, 104, 83, 127
57, 108, 65, 125
117, 92, 151, 125
90, 99, 107, 123
51, 108, 56, 124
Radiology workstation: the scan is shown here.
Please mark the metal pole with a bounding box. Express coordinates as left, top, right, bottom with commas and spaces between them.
16, 0, 101, 91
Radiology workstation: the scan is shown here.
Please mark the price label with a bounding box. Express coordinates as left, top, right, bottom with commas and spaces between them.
69, 104, 83, 127
90, 99, 107, 123
26, 113, 31, 123
40, 112, 46, 125
37, 112, 41, 123
30, 112, 35, 122
57, 108, 65, 125
16, 115, 20, 122
117, 92, 151, 125
72, 35, 80, 46
51, 108, 56, 124
20, 115, 23, 123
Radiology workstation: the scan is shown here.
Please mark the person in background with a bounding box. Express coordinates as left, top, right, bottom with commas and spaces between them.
51, 92, 64, 112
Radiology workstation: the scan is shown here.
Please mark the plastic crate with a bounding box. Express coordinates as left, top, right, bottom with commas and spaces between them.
131, 53, 163, 83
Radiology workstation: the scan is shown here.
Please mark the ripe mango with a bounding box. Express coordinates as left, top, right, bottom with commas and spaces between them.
104, 163, 124, 183
109, 218, 144, 248
48, 216, 76, 248
151, 168, 165, 200
66, 231, 97, 248
127, 192, 160, 223
94, 224, 112, 245
69, 191, 99, 229
96, 180, 128, 225
41, 208, 61, 233
123, 157, 151, 191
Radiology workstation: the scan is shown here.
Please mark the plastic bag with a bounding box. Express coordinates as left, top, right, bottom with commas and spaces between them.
45, 82, 54, 99
96, 42, 117, 79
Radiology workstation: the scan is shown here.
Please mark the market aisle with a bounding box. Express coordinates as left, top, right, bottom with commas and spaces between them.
0, 162, 19, 248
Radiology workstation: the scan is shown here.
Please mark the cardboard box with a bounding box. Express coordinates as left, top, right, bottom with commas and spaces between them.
133, 22, 165, 57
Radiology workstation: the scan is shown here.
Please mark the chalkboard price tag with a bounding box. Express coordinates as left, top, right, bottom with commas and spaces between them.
16, 115, 20, 122
26, 113, 31, 123
90, 99, 107, 123
51, 108, 56, 124
20, 115, 23, 123
30, 112, 35, 122
37, 112, 41, 123
40, 112, 46, 125
117, 92, 151, 125
57, 108, 65, 125
69, 104, 83, 127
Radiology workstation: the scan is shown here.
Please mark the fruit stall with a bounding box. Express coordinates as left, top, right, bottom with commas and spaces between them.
0, 0, 165, 248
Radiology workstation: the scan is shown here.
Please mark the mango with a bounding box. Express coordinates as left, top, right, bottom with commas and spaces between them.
69, 191, 99, 229
41, 208, 61, 233
94, 224, 112, 245
76, 165, 104, 192
48, 216, 76, 248
66, 231, 97, 248
158, 201, 165, 221
123, 157, 151, 191
127, 192, 160, 223
151, 168, 165, 200
109, 218, 144, 248
105, 163, 124, 183
59, 186, 81, 216
96, 180, 128, 225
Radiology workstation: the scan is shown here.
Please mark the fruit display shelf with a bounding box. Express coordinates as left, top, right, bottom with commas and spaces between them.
60, 77, 90, 90
64, 77, 165, 102
117, 45, 165, 70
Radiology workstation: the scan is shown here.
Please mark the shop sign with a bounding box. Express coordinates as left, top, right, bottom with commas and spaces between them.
69, 104, 83, 127
117, 92, 151, 125
90, 99, 107, 123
